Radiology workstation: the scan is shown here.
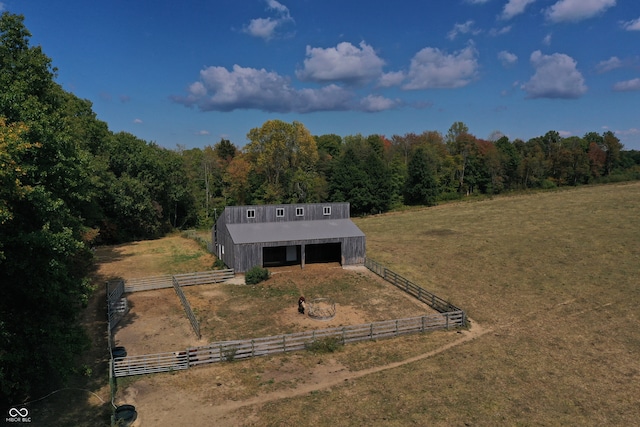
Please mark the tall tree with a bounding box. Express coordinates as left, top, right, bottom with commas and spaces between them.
602, 131, 622, 176
404, 146, 438, 206
246, 120, 319, 203
0, 13, 93, 401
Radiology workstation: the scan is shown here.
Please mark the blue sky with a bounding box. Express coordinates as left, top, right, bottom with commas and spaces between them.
4, 0, 640, 149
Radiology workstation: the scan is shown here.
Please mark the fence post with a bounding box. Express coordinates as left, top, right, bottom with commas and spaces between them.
421, 316, 425, 332
445, 312, 449, 330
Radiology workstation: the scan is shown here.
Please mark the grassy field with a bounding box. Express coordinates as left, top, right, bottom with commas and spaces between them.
244, 182, 640, 426
30, 183, 640, 426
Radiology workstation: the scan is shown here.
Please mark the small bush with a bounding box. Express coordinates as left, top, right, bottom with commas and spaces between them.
222, 346, 237, 362
212, 258, 226, 270
305, 336, 343, 354
245, 266, 270, 285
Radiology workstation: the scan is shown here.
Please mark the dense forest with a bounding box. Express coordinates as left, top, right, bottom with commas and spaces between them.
1, 11, 640, 404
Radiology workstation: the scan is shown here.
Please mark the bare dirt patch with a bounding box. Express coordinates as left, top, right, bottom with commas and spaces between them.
112, 263, 436, 355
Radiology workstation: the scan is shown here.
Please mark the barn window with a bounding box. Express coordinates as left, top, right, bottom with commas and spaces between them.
247, 209, 256, 219
296, 207, 304, 217
323, 206, 331, 216
276, 208, 285, 218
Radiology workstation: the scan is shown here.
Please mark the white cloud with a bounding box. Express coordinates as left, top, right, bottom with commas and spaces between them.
621, 17, 640, 31
501, 0, 537, 20
378, 71, 406, 88
498, 50, 518, 67
296, 41, 385, 86
196, 130, 210, 136
359, 95, 400, 112
172, 64, 399, 113
266, 0, 289, 15
244, 18, 280, 40
596, 56, 623, 73
243, 0, 294, 40
0, 3, 6, 12
489, 25, 512, 36
543, 33, 553, 45
133, 118, 143, 124
613, 78, 640, 92
521, 50, 587, 99
614, 128, 640, 137
545, 0, 616, 23
447, 20, 482, 40
403, 44, 479, 90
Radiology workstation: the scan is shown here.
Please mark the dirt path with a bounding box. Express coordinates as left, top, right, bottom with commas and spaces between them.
124, 319, 490, 426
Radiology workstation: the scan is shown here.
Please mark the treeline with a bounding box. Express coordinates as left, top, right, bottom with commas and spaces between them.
185, 121, 640, 220
1, 11, 640, 403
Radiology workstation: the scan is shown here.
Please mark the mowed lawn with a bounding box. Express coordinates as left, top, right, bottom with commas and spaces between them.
240, 182, 640, 426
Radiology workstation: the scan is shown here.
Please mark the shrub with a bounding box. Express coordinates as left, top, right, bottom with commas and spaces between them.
222, 346, 237, 362
212, 258, 226, 270
245, 266, 270, 285
305, 336, 343, 354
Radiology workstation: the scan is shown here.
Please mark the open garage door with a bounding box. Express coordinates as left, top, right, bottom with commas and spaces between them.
305, 242, 341, 265
263, 245, 301, 267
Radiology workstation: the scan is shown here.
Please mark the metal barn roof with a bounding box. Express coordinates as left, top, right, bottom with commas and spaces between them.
226, 219, 364, 244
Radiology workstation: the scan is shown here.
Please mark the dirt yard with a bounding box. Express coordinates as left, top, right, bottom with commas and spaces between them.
113, 264, 436, 355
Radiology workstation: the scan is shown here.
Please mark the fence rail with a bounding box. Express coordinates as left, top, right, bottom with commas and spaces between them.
182, 229, 214, 253
107, 280, 127, 330
173, 277, 201, 339
124, 269, 234, 293
365, 258, 464, 316
113, 311, 464, 377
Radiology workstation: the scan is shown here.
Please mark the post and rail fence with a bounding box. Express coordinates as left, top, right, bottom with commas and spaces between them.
172, 276, 201, 339
364, 258, 465, 318
108, 260, 466, 378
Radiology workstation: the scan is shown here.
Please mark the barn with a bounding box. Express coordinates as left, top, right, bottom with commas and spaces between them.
212, 203, 366, 273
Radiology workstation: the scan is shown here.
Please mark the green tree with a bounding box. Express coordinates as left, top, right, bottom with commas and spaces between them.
0, 13, 93, 400
246, 120, 319, 203
315, 133, 342, 158
602, 131, 622, 175
214, 138, 237, 162
404, 147, 438, 205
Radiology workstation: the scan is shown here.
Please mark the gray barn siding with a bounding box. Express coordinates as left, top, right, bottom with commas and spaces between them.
222, 203, 350, 224
232, 236, 366, 273
213, 203, 365, 273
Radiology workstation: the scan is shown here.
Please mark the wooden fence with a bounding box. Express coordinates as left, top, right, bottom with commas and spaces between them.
172, 276, 201, 339
107, 280, 128, 330
365, 258, 465, 317
124, 269, 234, 293
112, 311, 464, 377
183, 229, 214, 253
111, 260, 466, 378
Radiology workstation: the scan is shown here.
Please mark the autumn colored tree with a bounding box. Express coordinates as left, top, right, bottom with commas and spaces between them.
246, 120, 319, 203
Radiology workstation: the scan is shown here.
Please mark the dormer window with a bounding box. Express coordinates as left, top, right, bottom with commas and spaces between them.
323, 206, 331, 216
247, 209, 256, 219
296, 207, 304, 217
